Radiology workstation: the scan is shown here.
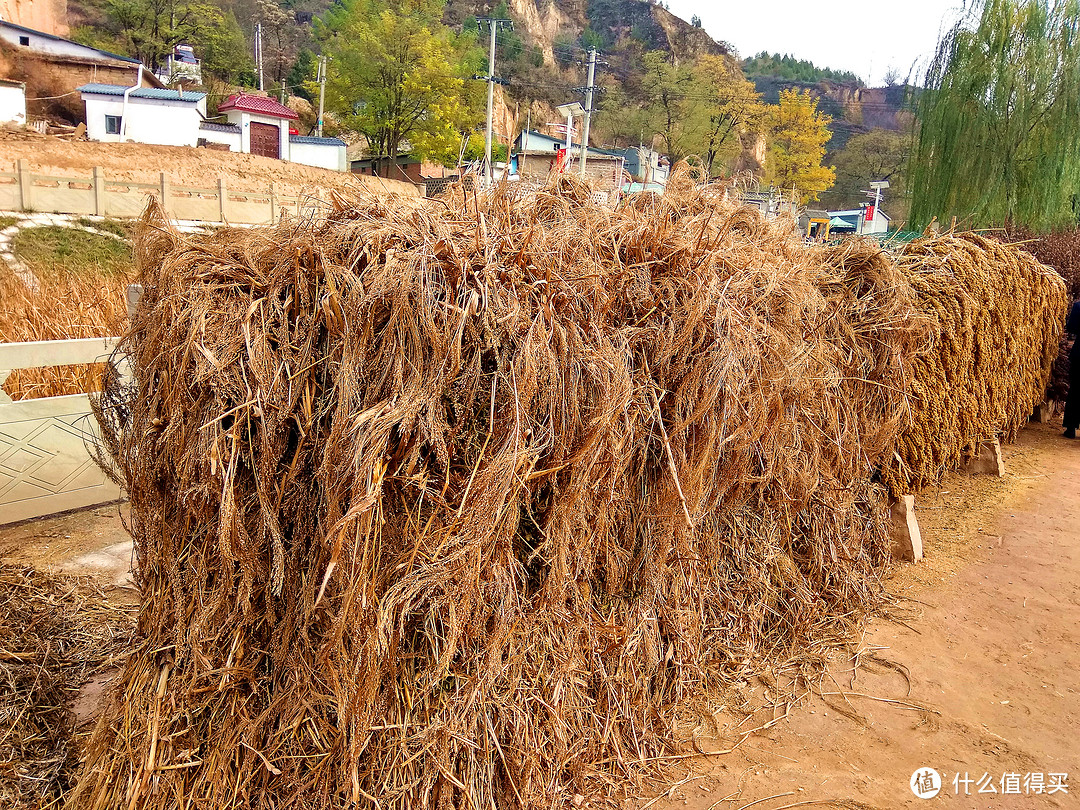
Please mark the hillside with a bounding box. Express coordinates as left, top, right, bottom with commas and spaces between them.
6, 0, 910, 206
446, 0, 727, 66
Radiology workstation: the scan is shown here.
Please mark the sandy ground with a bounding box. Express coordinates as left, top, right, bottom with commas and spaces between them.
643, 420, 1079, 810
0, 131, 418, 198
0, 421, 1076, 808
0, 502, 134, 589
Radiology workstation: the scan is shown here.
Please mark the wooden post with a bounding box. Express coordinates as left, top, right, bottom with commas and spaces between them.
93, 166, 106, 216
962, 438, 1005, 477
125, 283, 143, 320
159, 172, 171, 217
217, 177, 227, 223
269, 183, 276, 223
889, 495, 923, 562
17, 159, 31, 212
1031, 401, 1055, 423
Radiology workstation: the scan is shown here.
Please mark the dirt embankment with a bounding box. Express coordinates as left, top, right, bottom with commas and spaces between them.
0, 132, 420, 199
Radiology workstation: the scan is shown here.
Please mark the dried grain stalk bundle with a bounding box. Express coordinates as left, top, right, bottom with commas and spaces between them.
75, 173, 929, 810
880, 232, 1067, 496
0, 565, 133, 809
996, 225, 1079, 401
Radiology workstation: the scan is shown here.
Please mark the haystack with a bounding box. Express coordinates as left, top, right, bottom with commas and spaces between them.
75, 174, 930, 809
880, 232, 1067, 495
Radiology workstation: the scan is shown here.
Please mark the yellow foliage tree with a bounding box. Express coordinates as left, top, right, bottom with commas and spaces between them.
764, 89, 836, 204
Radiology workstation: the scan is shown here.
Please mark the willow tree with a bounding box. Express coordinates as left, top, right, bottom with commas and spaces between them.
910, 0, 1080, 229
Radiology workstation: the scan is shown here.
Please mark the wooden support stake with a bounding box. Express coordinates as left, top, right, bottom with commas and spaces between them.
218, 177, 227, 223
889, 495, 923, 562
962, 438, 1005, 477
159, 172, 171, 217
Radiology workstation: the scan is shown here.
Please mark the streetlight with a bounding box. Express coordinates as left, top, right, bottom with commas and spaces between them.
555, 102, 584, 154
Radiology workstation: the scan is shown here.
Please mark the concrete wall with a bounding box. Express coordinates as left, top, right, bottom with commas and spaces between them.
0, 159, 390, 224
199, 126, 242, 152
289, 139, 346, 171
0, 83, 26, 125
20, 56, 148, 93
83, 94, 205, 147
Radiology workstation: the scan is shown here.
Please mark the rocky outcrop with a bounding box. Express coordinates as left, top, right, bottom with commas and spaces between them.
0, 0, 69, 36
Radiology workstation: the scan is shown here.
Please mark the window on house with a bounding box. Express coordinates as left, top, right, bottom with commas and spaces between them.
105, 115, 122, 135
19, 36, 30, 46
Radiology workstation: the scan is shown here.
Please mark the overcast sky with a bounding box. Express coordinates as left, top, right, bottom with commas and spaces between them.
665, 1, 969, 86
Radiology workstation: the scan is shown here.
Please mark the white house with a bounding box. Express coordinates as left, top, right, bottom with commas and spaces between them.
289, 134, 347, 171
155, 43, 202, 86
0, 19, 133, 62
217, 93, 297, 159
76, 83, 347, 168
0, 78, 26, 125
622, 145, 669, 187
79, 83, 206, 145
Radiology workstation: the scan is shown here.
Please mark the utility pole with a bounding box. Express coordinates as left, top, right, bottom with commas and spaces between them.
255, 23, 264, 92
579, 48, 597, 179
316, 55, 327, 138
476, 18, 513, 187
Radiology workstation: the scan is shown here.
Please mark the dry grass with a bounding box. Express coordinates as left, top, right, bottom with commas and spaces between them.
0, 565, 134, 810
0, 226, 130, 400
74, 172, 932, 810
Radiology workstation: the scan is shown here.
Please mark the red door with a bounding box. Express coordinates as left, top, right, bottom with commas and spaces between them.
250, 122, 279, 158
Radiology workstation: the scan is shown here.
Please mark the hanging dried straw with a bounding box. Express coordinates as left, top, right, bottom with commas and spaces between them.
880, 232, 1067, 495
75, 172, 932, 809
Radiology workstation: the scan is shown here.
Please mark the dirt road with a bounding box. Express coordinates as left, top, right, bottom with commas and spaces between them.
0, 423, 1076, 809
647, 421, 1079, 810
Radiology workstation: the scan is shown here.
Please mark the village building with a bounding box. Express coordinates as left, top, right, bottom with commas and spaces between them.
289, 134, 347, 171
0, 77, 26, 125
513, 129, 625, 193
216, 92, 297, 159
155, 43, 201, 87
350, 155, 451, 187
621, 145, 669, 187
77, 84, 347, 170
828, 206, 891, 235
0, 19, 163, 91
79, 83, 206, 146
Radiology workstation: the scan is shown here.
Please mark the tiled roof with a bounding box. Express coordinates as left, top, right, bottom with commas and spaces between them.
218, 93, 298, 120
78, 83, 205, 102
289, 135, 345, 146
200, 121, 241, 132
